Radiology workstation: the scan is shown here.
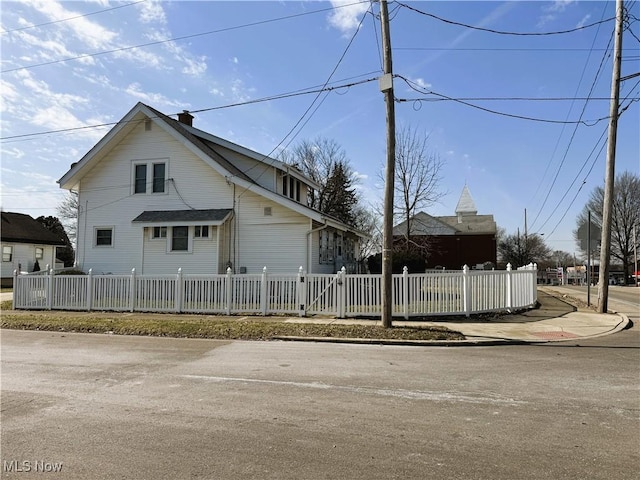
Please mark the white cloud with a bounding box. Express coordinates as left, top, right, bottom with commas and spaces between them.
182, 56, 208, 76
576, 14, 591, 29
328, 0, 369, 34
538, 0, 577, 26
137, 0, 167, 25
232, 57, 239, 64
20, 0, 117, 50
409, 77, 432, 90
124, 83, 184, 108
0, 147, 26, 159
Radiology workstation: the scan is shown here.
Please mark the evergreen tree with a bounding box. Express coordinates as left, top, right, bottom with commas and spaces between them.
322, 161, 358, 224
35, 216, 75, 267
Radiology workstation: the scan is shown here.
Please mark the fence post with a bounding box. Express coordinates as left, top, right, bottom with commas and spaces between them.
12, 269, 18, 307
175, 268, 183, 313
403, 266, 409, 320
260, 266, 268, 315
463, 265, 471, 317
506, 263, 513, 310
532, 263, 538, 304
129, 268, 136, 312
47, 268, 54, 310
338, 266, 346, 318
225, 267, 232, 315
87, 269, 93, 311
297, 266, 306, 317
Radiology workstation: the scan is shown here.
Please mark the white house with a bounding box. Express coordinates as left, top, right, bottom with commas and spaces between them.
58, 103, 365, 275
1, 212, 66, 286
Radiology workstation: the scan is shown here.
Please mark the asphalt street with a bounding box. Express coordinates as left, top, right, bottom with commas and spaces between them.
1, 320, 638, 480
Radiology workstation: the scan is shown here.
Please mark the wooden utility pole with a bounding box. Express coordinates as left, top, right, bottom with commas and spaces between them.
597, 0, 624, 313
380, 0, 396, 328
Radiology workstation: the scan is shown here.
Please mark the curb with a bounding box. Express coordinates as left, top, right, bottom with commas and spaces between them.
272, 335, 527, 347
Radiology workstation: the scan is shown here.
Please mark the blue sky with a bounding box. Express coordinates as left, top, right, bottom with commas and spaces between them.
1, 0, 639, 257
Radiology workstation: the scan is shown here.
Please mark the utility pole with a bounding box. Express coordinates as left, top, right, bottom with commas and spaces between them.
587, 211, 592, 306
380, 0, 396, 328
597, 0, 624, 313
634, 224, 638, 287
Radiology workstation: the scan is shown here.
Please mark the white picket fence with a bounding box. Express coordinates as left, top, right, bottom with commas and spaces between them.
12, 264, 538, 318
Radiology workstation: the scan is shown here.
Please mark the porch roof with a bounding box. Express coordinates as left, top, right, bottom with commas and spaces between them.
132, 209, 233, 225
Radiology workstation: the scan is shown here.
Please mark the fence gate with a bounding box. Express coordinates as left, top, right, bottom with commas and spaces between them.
305, 273, 342, 316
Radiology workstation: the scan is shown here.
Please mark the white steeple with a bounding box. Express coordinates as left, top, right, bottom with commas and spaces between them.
455, 185, 477, 222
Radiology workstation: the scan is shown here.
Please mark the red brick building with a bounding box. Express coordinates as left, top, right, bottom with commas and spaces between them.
393, 186, 497, 270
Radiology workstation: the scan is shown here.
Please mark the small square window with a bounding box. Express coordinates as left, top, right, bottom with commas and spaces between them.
35, 247, 44, 260
153, 226, 167, 239
194, 225, 209, 238
264, 207, 272, 216
96, 228, 113, 246
2, 246, 13, 262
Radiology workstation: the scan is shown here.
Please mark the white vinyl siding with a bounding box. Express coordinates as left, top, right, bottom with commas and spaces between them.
0, 243, 58, 279
76, 119, 233, 274
235, 190, 307, 274
141, 226, 220, 275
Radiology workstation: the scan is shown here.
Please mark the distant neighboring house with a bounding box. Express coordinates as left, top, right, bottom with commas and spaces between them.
58, 102, 365, 275
1, 212, 67, 286
393, 186, 497, 269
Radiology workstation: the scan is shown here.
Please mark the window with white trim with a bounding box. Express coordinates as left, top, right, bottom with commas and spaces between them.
2, 246, 13, 262
171, 226, 189, 252
133, 160, 167, 194
194, 225, 209, 238
152, 226, 167, 239
35, 247, 44, 260
95, 228, 113, 246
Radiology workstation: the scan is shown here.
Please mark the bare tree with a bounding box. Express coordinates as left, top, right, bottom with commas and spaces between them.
574, 171, 639, 282
280, 137, 347, 212
498, 231, 551, 267
391, 125, 445, 252
56, 191, 78, 247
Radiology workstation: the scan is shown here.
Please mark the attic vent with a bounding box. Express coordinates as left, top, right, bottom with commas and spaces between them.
145, 119, 152, 131
264, 207, 272, 216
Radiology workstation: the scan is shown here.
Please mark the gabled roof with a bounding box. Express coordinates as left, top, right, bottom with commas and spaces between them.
1, 212, 67, 245
57, 102, 363, 237
393, 211, 496, 236
393, 212, 457, 236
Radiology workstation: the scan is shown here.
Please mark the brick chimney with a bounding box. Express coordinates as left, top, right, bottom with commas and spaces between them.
177, 110, 193, 126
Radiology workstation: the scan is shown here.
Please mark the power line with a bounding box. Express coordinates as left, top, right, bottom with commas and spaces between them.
1, 0, 146, 35
236, 3, 371, 188
396, 1, 614, 36
396, 75, 611, 125
2, 0, 370, 74
0, 75, 379, 142
530, 11, 614, 231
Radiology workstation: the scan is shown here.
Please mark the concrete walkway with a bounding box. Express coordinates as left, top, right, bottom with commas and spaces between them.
1, 288, 629, 345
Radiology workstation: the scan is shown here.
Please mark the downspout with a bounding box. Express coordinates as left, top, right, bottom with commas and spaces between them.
306, 220, 329, 274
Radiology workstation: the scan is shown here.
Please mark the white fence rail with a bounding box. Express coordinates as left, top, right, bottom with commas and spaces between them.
12, 264, 537, 318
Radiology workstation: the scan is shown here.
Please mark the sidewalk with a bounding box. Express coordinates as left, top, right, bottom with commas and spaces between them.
1, 288, 629, 345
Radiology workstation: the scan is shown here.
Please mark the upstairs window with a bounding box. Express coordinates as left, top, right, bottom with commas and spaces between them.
2, 246, 12, 262
134, 164, 147, 194
153, 163, 165, 193
282, 174, 301, 202
133, 160, 167, 194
